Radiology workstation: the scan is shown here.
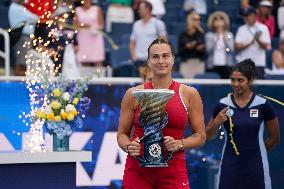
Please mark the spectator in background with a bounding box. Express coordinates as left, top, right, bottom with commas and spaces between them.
139, 64, 153, 81
278, 0, 284, 38
106, 0, 134, 32
146, 0, 166, 18
183, 0, 207, 15
256, 0, 275, 38
54, 0, 74, 19
205, 11, 235, 79
235, 6, 271, 79
132, 0, 144, 20
129, 1, 167, 70
271, 38, 284, 73
178, 12, 205, 78
241, 0, 273, 8
74, 0, 105, 67
133, 0, 166, 20
52, 0, 76, 73
9, 0, 38, 76
25, 0, 54, 43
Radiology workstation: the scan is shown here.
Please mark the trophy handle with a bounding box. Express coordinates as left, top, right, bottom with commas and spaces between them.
135, 156, 147, 163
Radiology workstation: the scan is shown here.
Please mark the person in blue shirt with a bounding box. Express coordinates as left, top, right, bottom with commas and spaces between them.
206, 58, 280, 189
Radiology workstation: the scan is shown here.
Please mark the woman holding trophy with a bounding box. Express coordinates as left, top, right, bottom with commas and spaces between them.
117, 38, 206, 188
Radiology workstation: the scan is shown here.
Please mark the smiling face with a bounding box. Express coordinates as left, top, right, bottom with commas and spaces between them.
147, 43, 174, 76
230, 71, 253, 95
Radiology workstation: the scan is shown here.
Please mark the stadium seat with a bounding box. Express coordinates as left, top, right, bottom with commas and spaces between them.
265, 74, 284, 80
0, 6, 9, 29
231, 24, 239, 36
169, 22, 186, 35
172, 71, 183, 78
0, 1, 10, 7
168, 35, 178, 54
162, 14, 180, 24
110, 23, 133, 45
165, 0, 183, 6
113, 62, 138, 77
271, 37, 279, 49
265, 49, 273, 70
194, 72, 221, 79
120, 34, 130, 46
166, 5, 182, 14
110, 46, 131, 69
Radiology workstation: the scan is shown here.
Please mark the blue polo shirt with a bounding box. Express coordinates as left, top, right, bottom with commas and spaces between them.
213, 94, 276, 189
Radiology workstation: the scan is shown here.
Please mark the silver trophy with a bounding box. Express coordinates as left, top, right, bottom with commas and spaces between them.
132, 89, 175, 167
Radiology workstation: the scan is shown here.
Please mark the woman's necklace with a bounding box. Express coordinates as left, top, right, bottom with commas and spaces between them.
151, 80, 173, 89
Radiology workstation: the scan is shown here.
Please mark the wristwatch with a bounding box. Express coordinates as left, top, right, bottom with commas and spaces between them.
177, 139, 184, 151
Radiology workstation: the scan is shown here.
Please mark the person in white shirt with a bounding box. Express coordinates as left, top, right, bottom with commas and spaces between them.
183, 0, 207, 15
106, 0, 134, 32
8, 0, 38, 76
278, 0, 284, 39
146, 0, 166, 18
205, 11, 235, 79
129, 1, 167, 70
235, 6, 271, 79
271, 38, 284, 74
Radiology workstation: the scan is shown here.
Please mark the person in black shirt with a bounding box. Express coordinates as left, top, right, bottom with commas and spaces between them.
178, 12, 205, 78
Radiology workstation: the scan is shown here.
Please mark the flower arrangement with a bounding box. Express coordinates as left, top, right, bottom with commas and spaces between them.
35, 76, 91, 140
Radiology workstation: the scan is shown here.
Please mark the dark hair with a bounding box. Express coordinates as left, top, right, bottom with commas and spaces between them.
147, 38, 175, 58
231, 58, 256, 80
140, 1, 153, 11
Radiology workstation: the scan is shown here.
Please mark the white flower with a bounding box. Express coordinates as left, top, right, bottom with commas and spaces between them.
43, 105, 53, 115
65, 104, 76, 113
63, 92, 71, 101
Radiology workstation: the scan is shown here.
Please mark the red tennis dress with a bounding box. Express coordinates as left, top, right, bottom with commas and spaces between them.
122, 80, 190, 189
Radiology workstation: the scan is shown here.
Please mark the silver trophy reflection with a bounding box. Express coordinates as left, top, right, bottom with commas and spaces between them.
132, 89, 175, 167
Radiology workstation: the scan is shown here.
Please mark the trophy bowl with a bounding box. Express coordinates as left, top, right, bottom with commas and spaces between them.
132, 89, 175, 167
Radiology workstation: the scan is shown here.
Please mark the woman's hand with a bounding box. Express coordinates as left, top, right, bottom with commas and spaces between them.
164, 136, 182, 152
126, 137, 141, 157
214, 107, 229, 126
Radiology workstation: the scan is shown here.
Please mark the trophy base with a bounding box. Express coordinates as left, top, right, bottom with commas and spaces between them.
140, 162, 169, 168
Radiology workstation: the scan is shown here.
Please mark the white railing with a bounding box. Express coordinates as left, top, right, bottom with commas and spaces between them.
0, 27, 10, 76
0, 77, 284, 86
